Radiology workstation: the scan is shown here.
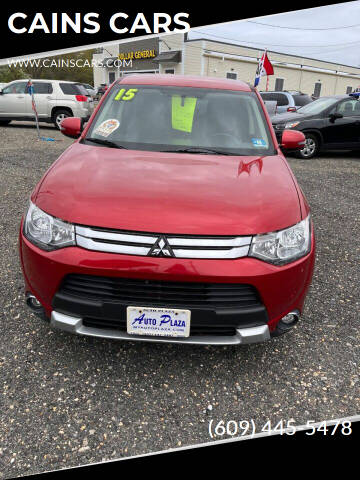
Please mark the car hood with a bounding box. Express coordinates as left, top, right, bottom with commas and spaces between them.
271, 112, 309, 124
33, 143, 301, 236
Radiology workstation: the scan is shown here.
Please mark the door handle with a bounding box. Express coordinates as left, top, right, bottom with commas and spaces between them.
46, 96, 53, 100
17, 95, 24, 99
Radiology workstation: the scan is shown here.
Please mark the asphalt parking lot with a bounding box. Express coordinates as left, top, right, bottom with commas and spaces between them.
0, 122, 359, 478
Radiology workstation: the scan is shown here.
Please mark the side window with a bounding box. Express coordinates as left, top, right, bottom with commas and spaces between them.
261, 93, 280, 102
60, 83, 83, 95
337, 99, 360, 117
33, 82, 53, 94
275, 93, 288, 106
2, 82, 26, 94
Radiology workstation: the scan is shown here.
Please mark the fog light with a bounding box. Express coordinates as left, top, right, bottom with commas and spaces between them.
31, 297, 41, 308
26, 293, 42, 310
281, 313, 298, 325
272, 310, 300, 337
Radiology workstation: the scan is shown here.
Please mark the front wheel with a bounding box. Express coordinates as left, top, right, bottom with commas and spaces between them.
296, 133, 319, 159
53, 110, 72, 129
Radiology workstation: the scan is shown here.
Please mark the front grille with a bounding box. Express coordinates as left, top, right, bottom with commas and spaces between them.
60, 274, 261, 309
75, 225, 252, 259
53, 274, 268, 333
82, 317, 236, 336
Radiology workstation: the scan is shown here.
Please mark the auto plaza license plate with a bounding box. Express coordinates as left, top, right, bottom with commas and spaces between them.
127, 306, 191, 338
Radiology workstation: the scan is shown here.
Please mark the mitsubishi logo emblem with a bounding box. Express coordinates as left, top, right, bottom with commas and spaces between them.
148, 236, 174, 257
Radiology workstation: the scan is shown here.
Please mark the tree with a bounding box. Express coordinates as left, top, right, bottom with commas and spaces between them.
0, 50, 95, 85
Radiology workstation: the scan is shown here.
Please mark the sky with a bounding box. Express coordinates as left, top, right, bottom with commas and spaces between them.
188, 1, 360, 67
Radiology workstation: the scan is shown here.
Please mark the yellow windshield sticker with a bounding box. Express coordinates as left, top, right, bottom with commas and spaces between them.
171, 96, 197, 133
114, 88, 138, 101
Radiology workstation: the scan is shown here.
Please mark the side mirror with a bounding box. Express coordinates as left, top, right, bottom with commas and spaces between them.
281, 130, 306, 150
59, 117, 83, 139
329, 112, 343, 122
287, 106, 297, 112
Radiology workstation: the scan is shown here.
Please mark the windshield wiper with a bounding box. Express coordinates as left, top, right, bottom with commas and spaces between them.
162, 147, 233, 156
85, 137, 127, 149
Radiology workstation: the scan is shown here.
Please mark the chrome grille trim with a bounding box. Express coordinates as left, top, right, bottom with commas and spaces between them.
76, 236, 151, 256
75, 225, 252, 259
76, 226, 157, 244
173, 246, 250, 259
167, 237, 251, 247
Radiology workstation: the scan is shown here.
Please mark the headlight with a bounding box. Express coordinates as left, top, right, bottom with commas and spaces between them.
285, 122, 300, 129
249, 215, 311, 265
24, 202, 75, 251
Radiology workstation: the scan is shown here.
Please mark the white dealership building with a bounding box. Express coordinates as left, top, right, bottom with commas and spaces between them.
93, 33, 360, 96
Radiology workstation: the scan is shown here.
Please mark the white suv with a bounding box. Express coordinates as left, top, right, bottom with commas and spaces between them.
0, 79, 94, 128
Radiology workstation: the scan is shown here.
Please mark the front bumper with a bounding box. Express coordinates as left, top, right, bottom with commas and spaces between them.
19, 221, 315, 345
51, 311, 270, 345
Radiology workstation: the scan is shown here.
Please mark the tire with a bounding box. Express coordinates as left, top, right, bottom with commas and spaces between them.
0, 120, 11, 126
53, 109, 72, 129
296, 133, 319, 159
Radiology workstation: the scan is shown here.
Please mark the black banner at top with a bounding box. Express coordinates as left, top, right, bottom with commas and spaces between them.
1, 2, 340, 59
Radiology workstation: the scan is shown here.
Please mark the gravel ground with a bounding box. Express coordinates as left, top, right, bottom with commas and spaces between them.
0, 122, 359, 478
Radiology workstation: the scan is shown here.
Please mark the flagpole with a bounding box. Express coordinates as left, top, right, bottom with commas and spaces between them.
28, 78, 41, 140
34, 111, 41, 141
25, 78, 55, 142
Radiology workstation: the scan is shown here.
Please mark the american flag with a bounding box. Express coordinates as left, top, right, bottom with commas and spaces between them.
254, 50, 274, 88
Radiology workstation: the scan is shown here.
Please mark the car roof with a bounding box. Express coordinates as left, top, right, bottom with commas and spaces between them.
285, 91, 310, 95
118, 74, 252, 92
260, 91, 291, 95
7, 79, 76, 84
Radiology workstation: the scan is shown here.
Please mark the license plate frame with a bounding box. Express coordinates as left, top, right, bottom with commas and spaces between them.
127, 306, 191, 338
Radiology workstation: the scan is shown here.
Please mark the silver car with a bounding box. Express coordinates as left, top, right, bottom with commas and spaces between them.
79, 83, 97, 99
260, 91, 313, 114
0, 79, 94, 128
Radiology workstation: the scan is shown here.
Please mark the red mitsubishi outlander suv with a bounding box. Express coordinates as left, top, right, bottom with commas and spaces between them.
19, 74, 315, 345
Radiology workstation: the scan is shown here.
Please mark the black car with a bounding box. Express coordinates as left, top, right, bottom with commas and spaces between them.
271, 94, 360, 159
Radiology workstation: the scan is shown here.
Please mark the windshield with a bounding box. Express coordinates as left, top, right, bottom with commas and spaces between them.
85, 84, 275, 156
297, 96, 339, 115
